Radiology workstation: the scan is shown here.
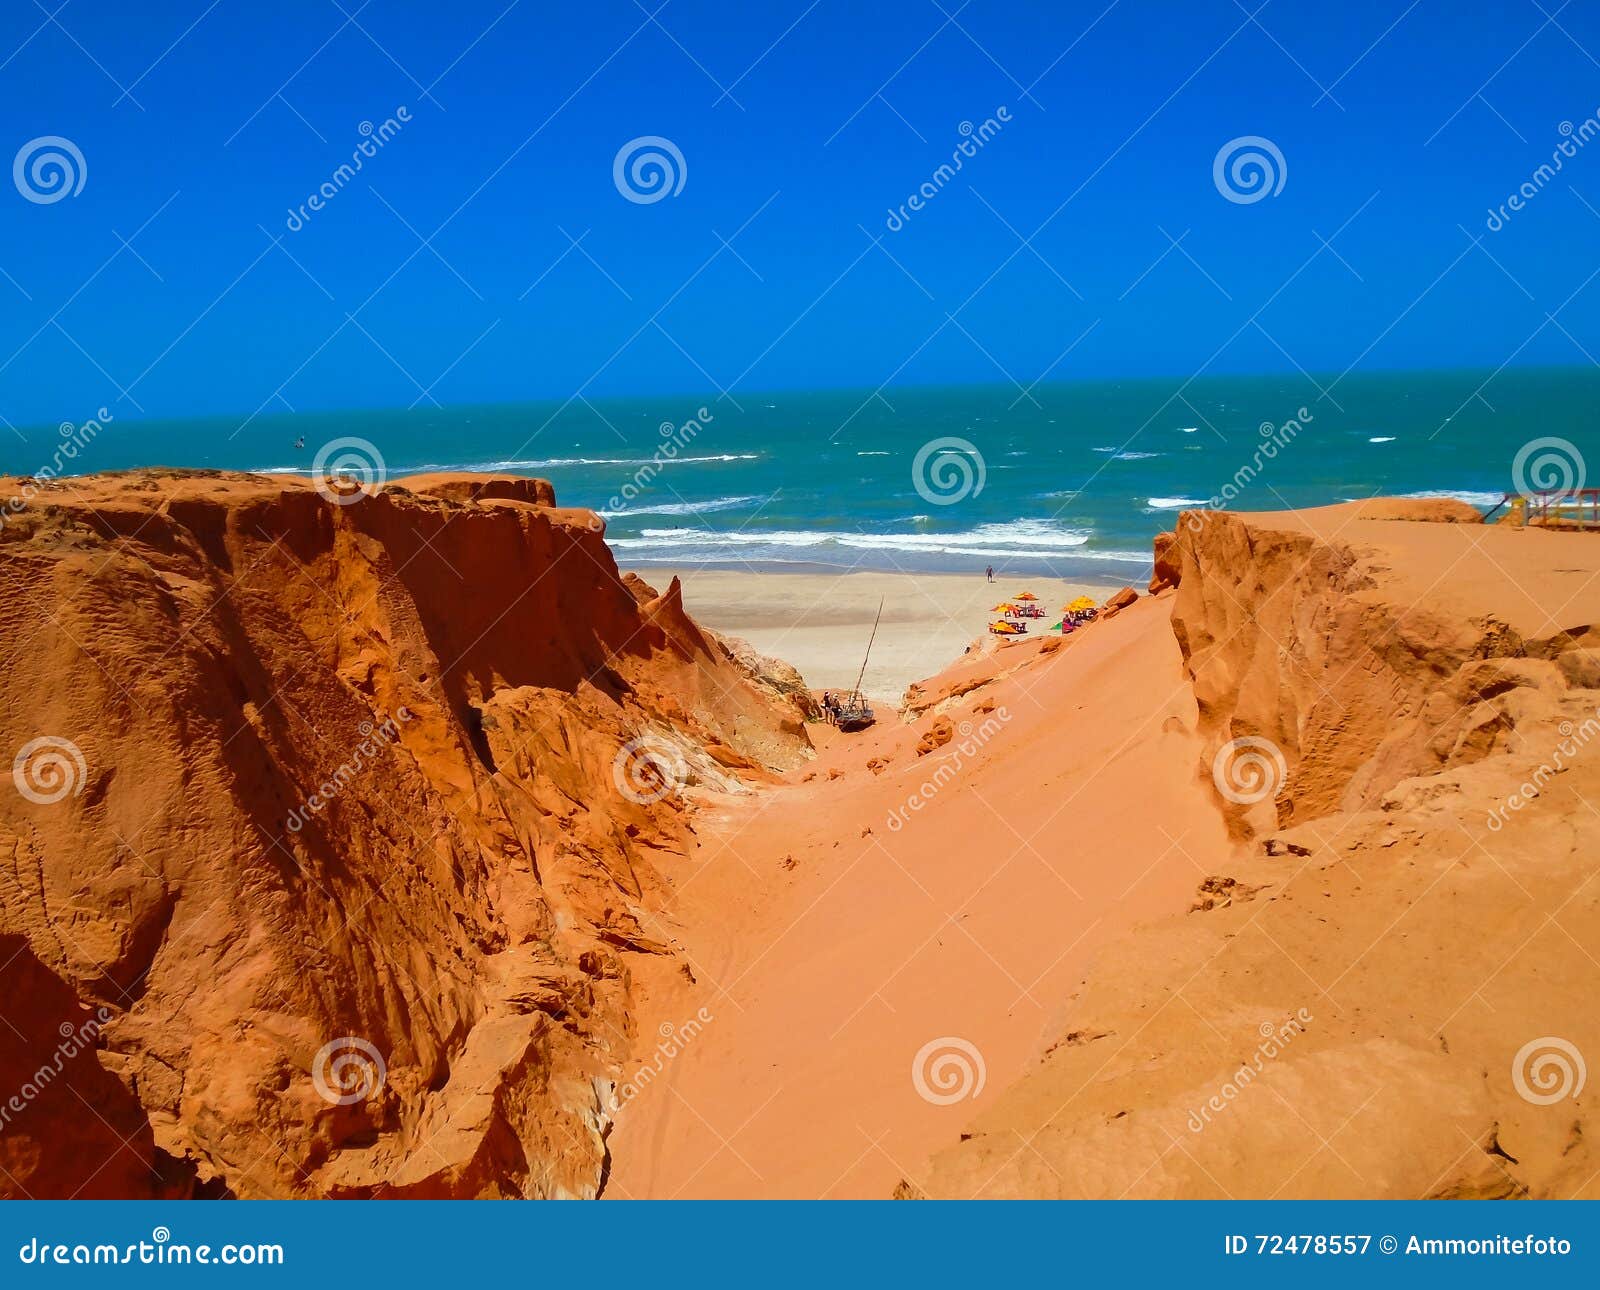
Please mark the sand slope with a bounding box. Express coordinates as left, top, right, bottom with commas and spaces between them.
914, 503, 1600, 1198
605, 597, 1231, 1198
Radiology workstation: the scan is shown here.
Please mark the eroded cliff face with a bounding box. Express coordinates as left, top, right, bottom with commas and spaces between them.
911, 502, 1600, 1200
0, 470, 809, 1199
1172, 502, 1595, 837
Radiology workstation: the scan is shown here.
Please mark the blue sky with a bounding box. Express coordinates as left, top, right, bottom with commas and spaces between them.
2, 0, 1600, 428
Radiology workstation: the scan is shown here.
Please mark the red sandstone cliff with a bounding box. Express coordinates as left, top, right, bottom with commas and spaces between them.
0, 469, 808, 1199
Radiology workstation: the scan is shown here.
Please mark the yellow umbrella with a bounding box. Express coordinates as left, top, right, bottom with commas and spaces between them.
1015, 591, 1039, 600
991, 602, 1016, 612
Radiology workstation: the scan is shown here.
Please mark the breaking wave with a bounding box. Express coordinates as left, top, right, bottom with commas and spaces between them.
1401, 488, 1504, 508
607, 518, 1100, 560
598, 494, 762, 518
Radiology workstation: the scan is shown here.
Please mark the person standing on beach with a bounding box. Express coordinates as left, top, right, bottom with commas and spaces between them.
985, 565, 994, 583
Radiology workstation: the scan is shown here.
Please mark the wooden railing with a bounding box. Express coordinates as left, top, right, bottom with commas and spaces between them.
1528, 489, 1600, 528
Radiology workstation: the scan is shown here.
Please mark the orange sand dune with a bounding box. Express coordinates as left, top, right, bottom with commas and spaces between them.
916, 502, 1600, 1198
609, 500, 1600, 1200
606, 594, 1230, 1198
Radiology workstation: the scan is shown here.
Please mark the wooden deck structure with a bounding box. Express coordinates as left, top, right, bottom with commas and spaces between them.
1523, 489, 1600, 530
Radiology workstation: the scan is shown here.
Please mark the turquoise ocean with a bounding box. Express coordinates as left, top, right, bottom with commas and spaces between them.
7, 367, 1591, 578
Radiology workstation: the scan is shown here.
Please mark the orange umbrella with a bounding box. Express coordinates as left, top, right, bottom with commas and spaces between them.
1015, 591, 1038, 600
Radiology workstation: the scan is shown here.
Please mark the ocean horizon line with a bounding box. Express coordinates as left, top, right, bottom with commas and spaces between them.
12, 359, 1600, 437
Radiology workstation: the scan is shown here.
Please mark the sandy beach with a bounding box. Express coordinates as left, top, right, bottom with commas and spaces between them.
630, 567, 1126, 702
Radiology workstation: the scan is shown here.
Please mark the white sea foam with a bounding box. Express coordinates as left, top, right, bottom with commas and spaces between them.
1145, 496, 1208, 510
628, 553, 814, 566
1402, 489, 1504, 508
615, 529, 829, 549
598, 494, 761, 518
469, 453, 761, 470
1368, 436, 1396, 443
1073, 548, 1156, 564
1092, 447, 1161, 460
609, 518, 1096, 558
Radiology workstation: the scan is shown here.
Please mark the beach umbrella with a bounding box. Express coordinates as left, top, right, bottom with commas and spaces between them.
991, 602, 1016, 612
1015, 591, 1038, 600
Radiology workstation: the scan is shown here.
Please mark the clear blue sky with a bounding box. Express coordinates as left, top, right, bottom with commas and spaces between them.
2, 0, 1599, 428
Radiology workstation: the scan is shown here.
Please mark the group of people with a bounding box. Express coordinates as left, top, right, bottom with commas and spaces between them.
820, 691, 859, 719
989, 593, 1102, 638
1059, 596, 1099, 632
819, 690, 872, 730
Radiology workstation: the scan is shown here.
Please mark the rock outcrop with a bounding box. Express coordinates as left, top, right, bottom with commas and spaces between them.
1148, 531, 1180, 594
706, 630, 821, 724
0, 470, 808, 1199
1099, 586, 1138, 619
914, 715, 955, 757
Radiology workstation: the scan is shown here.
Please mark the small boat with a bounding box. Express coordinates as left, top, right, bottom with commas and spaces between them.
833, 693, 875, 731
831, 597, 883, 732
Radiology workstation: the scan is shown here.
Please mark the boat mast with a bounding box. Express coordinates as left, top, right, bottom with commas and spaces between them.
851, 597, 885, 702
